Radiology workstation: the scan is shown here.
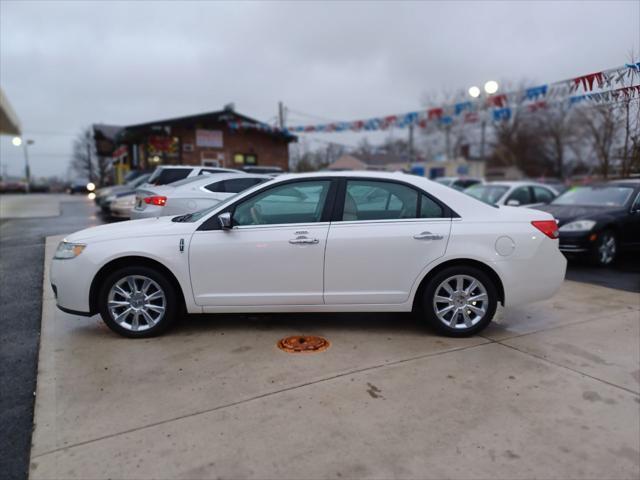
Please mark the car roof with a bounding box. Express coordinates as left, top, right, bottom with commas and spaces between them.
482, 180, 551, 188
148, 173, 271, 193
608, 179, 640, 187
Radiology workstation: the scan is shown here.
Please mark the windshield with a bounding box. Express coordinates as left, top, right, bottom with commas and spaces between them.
552, 186, 634, 207
465, 185, 509, 205
127, 174, 151, 188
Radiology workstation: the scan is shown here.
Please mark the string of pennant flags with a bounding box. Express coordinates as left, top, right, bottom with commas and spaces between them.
225, 62, 640, 136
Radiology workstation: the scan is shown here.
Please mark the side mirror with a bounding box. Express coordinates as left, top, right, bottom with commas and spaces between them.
506, 199, 521, 206
218, 212, 232, 229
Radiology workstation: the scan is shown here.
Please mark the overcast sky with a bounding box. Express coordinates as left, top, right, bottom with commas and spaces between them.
1, 0, 638, 178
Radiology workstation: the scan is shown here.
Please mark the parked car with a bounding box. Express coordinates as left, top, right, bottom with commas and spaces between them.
537, 180, 640, 266
50, 171, 566, 338
464, 181, 559, 208
95, 174, 151, 213
434, 176, 483, 191
130, 173, 270, 219
68, 179, 94, 194
109, 193, 137, 219
0, 179, 28, 193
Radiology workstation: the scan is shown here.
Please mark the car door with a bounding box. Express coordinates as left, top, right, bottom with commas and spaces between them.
620, 189, 640, 248
324, 179, 451, 305
189, 179, 334, 306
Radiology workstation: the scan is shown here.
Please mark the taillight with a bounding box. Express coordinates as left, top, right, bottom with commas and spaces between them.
144, 196, 167, 207
531, 220, 559, 239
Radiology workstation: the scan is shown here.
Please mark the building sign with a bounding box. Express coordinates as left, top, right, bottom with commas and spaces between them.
147, 136, 179, 158
196, 129, 223, 148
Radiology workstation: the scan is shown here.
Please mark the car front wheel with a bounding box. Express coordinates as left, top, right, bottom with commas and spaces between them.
98, 266, 178, 338
591, 230, 617, 267
422, 266, 498, 337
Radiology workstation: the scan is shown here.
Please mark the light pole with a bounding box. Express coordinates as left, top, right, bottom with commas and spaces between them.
12, 136, 34, 193
468, 81, 499, 163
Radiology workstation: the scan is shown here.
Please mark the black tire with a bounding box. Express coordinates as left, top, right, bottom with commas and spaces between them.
590, 230, 617, 267
98, 266, 178, 338
421, 265, 498, 337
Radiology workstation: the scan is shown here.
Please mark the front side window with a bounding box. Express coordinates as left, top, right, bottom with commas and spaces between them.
233, 180, 331, 226
507, 186, 533, 205
343, 180, 424, 221
465, 185, 509, 205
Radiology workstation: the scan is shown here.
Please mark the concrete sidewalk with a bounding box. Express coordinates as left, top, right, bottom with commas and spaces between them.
0, 194, 72, 219
30, 235, 640, 479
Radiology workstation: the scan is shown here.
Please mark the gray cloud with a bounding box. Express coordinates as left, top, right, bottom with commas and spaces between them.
1, 0, 638, 177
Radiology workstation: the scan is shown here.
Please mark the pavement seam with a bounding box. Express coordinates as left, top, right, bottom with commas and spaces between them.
31, 338, 493, 459
485, 338, 640, 396
483, 306, 638, 342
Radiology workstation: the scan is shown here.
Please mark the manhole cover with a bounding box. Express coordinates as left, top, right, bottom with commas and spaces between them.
277, 335, 330, 354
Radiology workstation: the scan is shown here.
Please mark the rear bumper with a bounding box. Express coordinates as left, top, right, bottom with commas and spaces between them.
498, 239, 567, 308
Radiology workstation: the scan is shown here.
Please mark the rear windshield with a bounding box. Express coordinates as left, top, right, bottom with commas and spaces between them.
465, 185, 509, 205
148, 168, 192, 185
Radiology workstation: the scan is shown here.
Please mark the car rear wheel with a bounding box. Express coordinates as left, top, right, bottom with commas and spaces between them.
591, 230, 617, 267
98, 266, 177, 338
422, 266, 497, 337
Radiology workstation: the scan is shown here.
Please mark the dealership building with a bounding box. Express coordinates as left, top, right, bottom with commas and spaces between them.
94, 107, 295, 183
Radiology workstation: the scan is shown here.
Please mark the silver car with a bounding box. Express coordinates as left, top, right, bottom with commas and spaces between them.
130, 173, 270, 219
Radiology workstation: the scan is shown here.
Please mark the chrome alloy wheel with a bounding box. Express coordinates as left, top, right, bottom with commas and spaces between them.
598, 233, 616, 265
107, 275, 166, 332
433, 274, 488, 330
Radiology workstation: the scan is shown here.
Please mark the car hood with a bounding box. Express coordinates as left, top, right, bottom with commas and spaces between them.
537, 204, 622, 226
65, 216, 196, 243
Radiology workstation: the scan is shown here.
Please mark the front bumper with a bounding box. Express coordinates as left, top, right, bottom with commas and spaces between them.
558, 231, 595, 254
50, 256, 94, 314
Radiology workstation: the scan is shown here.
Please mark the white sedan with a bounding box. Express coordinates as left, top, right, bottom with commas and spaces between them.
465, 181, 559, 208
50, 171, 566, 338
131, 173, 269, 219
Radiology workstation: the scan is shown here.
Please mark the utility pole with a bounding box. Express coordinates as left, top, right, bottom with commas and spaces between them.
408, 123, 415, 163
278, 101, 285, 129
86, 130, 94, 183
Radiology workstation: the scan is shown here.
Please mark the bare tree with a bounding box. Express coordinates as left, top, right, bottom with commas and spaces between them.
533, 102, 579, 179
70, 127, 111, 185
575, 104, 620, 179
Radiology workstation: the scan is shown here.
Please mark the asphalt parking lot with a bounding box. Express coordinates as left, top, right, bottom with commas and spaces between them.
1, 194, 639, 479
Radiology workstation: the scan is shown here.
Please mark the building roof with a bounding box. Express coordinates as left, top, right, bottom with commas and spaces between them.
119, 108, 295, 142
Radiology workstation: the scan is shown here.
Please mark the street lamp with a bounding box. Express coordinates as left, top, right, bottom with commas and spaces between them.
468, 80, 499, 163
12, 136, 34, 193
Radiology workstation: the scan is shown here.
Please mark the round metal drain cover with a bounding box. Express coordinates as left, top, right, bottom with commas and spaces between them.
277, 335, 330, 354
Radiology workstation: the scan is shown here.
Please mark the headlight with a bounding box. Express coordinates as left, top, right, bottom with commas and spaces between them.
559, 220, 596, 232
54, 241, 86, 260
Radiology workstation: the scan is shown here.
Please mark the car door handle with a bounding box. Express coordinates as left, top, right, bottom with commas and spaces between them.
413, 232, 443, 241
289, 236, 319, 245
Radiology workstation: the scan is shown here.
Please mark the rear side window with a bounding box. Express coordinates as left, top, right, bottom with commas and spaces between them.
420, 194, 444, 218
342, 180, 444, 221
205, 178, 266, 193
148, 168, 192, 185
